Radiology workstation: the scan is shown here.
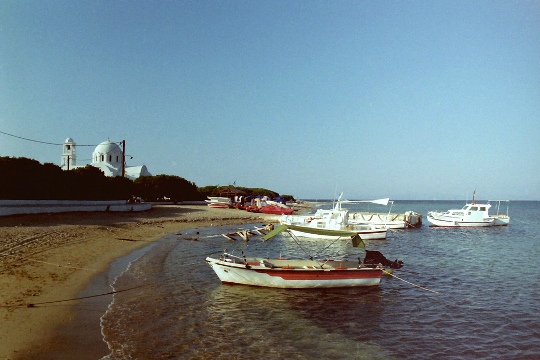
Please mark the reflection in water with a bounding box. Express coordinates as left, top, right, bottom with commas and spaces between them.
202, 284, 390, 359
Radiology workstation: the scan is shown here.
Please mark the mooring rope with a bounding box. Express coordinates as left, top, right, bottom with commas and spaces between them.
383, 270, 440, 294
0, 284, 151, 308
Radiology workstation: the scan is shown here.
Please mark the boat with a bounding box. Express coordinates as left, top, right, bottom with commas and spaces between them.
427, 192, 509, 227
348, 210, 423, 229
282, 194, 421, 230
340, 197, 422, 229
280, 195, 387, 239
245, 198, 294, 215
488, 200, 510, 226
205, 225, 404, 289
205, 197, 232, 209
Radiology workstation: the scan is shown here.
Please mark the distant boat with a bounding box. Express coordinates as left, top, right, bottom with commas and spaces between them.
205, 197, 231, 208
245, 198, 293, 215
427, 192, 510, 227
205, 225, 404, 289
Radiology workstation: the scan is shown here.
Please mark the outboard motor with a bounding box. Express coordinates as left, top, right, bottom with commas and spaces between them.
364, 250, 404, 269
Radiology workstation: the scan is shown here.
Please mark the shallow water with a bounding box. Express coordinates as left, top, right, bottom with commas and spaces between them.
100, 201, 540, 359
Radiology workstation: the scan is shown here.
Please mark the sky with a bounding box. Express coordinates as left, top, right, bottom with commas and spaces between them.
1, 0, 539, 200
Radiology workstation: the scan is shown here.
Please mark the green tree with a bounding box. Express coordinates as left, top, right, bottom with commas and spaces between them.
134, 175, 204, 202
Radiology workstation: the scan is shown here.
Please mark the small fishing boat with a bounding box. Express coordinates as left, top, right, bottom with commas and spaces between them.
427, 192, 509, 227
206, 225, 403, 289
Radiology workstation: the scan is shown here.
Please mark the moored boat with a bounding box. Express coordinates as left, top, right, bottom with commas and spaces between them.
280, 195, 387, 239
205, 225, 403, 289
427, 192, 509, 227
348, 210, 423, 229
488, 200, 510, 226
205, 255, 383, 288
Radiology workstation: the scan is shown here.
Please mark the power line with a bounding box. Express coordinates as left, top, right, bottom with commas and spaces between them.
0, 130, 99, 146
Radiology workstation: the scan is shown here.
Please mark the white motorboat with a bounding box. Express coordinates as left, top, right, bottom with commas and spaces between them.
284, 194, 422, 230
280, 195, 387, 240
205, 226, 404, 289
427, 193, 509, 227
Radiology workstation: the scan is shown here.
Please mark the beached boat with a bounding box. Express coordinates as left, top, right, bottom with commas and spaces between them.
427, 193, 509, 227
205, 197, 232, 208
206, 225, 403, 288
280, 196, 387, 239
245, 198, 293, 215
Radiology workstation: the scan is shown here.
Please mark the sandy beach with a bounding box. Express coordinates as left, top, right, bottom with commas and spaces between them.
0, 205, 278, 359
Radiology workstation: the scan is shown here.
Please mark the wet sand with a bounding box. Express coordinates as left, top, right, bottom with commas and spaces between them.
0, 205, 277, 359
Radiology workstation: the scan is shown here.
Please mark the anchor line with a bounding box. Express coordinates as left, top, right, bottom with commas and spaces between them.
382, 270, 440, 294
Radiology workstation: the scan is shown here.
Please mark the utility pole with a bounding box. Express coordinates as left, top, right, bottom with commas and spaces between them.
121, 140, 125, 177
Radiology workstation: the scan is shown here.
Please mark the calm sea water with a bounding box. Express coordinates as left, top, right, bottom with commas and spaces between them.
100, 201, 540, 360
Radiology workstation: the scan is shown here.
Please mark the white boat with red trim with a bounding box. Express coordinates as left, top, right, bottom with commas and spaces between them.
205, 254, 383, 288
205, 225, 404, 289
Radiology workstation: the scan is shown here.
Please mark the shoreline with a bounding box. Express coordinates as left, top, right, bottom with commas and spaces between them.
0, 205, 277, 359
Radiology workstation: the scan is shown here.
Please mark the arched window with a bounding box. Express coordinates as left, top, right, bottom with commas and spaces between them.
109, 155, 112, 162
101, 155, 104, 162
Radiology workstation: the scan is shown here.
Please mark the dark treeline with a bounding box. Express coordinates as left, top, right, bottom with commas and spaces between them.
198, 185, 295, 202
0, 157, 293, 202
0, 157, 203, 201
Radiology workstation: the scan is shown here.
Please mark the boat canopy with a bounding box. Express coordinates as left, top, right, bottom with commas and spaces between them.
339, 198, 390, 206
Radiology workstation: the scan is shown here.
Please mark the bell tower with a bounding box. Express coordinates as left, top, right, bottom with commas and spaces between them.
61, 138, 77, 170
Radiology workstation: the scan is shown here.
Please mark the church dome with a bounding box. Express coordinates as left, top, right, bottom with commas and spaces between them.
92, 140, 123, 165
65, 137, 75, 143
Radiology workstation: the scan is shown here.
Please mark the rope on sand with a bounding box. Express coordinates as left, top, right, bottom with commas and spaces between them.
0, 284, 150, 308
383, 270, 440, 294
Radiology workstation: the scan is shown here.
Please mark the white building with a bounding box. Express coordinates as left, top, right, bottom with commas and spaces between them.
61, 138, 151, 180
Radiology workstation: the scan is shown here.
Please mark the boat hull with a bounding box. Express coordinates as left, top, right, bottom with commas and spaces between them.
349, 211, 423, 229
205, 257, 382, 288
259, 205, 294, 215
491, 215, 510, 226
207, 202, 230, 208
427, 213, 494, 227
288, 226, 387, 240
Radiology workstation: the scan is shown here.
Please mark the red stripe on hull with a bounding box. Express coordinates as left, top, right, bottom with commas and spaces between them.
253, 269, 382, 280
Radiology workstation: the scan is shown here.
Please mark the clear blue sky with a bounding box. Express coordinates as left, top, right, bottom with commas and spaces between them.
1, 0, 539, 200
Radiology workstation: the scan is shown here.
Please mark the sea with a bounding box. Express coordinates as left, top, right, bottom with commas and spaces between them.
97, 200, 539, 360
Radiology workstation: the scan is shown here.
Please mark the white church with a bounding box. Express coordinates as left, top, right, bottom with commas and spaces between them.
60, 138, 151, 180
